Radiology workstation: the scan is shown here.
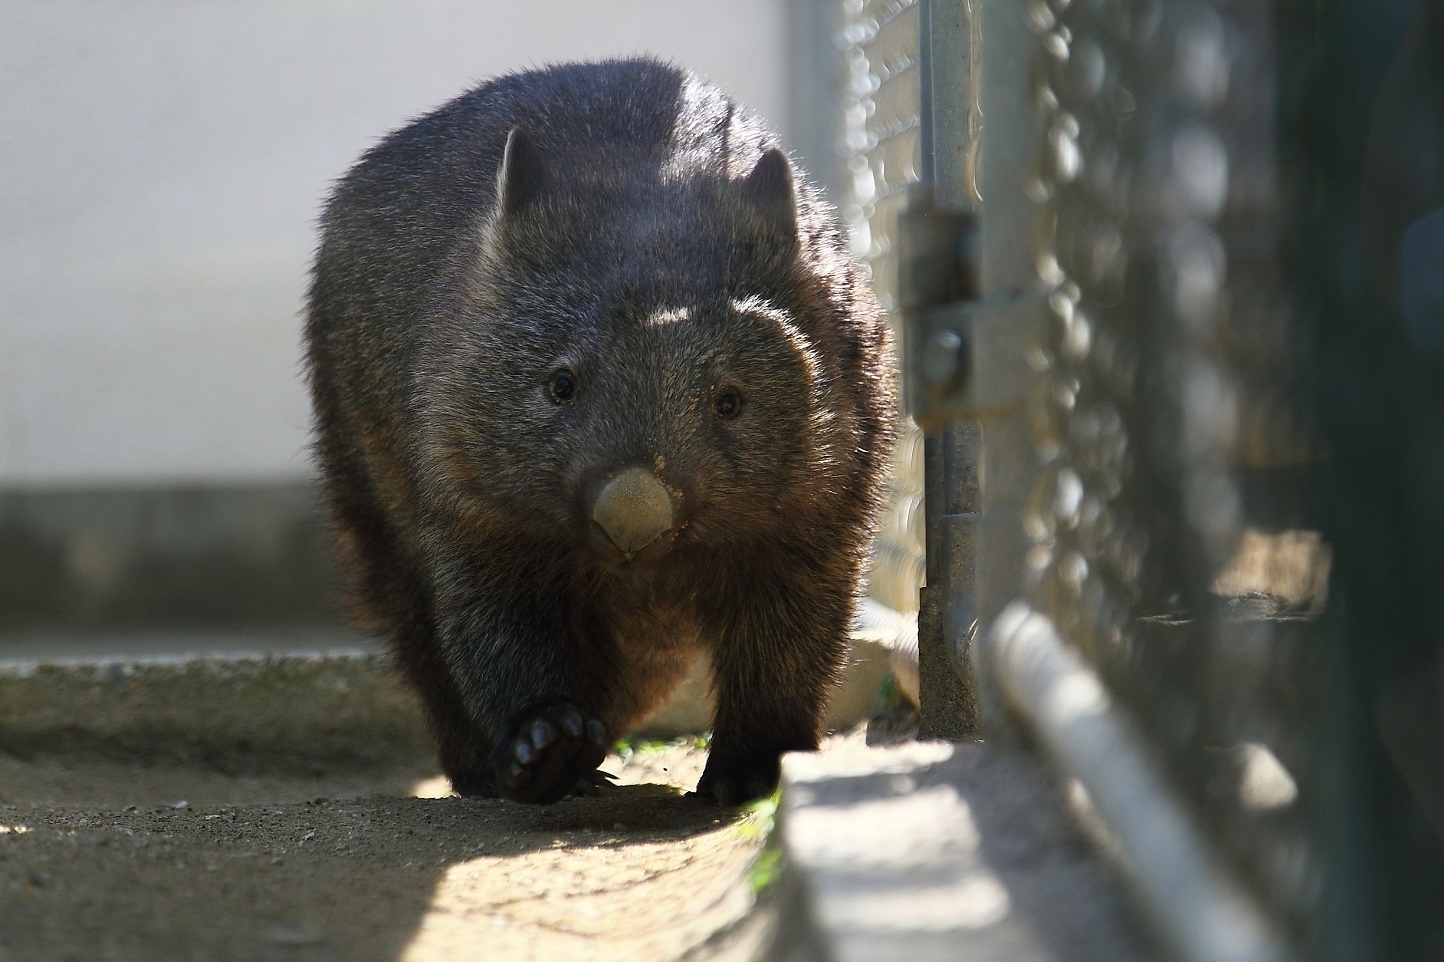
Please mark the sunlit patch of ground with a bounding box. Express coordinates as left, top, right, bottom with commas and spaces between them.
0, 735, 781, 961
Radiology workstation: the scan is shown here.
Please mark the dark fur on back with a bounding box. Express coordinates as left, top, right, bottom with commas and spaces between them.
305, 58, 896, 804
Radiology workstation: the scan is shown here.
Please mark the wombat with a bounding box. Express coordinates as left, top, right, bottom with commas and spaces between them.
304, 58, 896, 805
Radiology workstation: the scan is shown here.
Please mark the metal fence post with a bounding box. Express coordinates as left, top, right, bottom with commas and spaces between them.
913, 0, 983, 739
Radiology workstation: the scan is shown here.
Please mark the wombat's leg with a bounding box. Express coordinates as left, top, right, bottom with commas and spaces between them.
422, 655, 612, 803
393, 628, 496, 797
317, 471, 501, 794
696, 585, 851, 806
314, 492, 497, 795
487, 699, 611, 805
433, 590, 616, 804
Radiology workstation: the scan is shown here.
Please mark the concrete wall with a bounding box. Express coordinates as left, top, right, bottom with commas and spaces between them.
0, 0, 786, 488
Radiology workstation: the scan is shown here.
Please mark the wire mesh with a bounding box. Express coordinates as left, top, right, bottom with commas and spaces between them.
840, 0, 926, 617
1006, 0, 1444, 955
848, 0, 1444, 954
1018, 0, 1331, 946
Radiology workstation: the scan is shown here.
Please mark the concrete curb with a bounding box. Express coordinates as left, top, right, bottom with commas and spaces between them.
762, 740, 1153, 962
0, 652, 428, 770
0, 633, 896, 764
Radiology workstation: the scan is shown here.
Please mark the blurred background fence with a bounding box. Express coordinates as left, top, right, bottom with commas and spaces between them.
840, 0, 928, 621
896, 0, 1444, 959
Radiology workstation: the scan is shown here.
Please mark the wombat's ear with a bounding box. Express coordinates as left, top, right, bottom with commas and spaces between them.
741, 147, 797, 237
495, 127, 546, 218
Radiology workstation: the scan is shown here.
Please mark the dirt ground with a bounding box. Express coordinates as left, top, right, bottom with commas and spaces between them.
0, 737, 779, 962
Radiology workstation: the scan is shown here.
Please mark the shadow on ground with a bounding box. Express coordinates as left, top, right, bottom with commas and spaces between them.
0, 699, 769, 962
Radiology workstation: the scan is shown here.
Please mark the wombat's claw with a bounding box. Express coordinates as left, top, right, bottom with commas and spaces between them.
570, 768, 618, 797
494, 700, 610, 805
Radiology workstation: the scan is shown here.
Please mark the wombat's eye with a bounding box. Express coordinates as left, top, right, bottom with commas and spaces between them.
714, 387, 744, 420
548, 369, 578, 403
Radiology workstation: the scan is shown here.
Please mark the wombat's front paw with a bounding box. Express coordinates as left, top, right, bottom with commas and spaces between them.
493, 700, 609, 805
693, 752, 782, 806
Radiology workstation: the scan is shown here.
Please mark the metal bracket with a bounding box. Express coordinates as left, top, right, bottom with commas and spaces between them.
898, 183, 1043, 431
900, 182, 1041, 430
899, 184, 978, 431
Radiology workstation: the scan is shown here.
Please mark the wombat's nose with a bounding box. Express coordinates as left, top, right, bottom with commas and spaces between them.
591, 467, 676, 558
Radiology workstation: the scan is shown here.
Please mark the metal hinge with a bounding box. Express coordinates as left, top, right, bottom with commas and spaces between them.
898, 183, 979, 431
899, 183, 1045, 430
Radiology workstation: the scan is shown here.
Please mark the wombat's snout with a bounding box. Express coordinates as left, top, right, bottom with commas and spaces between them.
589, 466, 677, 562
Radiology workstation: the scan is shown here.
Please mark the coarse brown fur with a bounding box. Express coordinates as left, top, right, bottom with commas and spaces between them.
304, 58, 896, 805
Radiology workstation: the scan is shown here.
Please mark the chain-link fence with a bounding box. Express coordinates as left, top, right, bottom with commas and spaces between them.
841, 0, 927, 619
1019, 0, 1326, 949
867, 0, 1444, 958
